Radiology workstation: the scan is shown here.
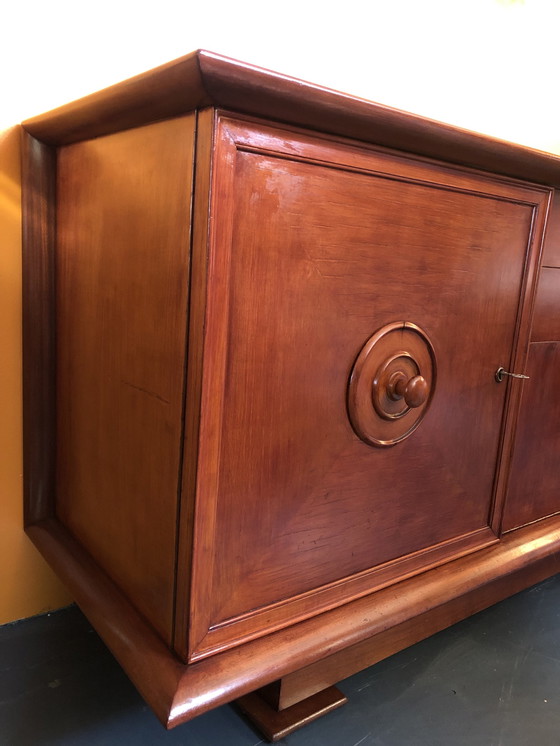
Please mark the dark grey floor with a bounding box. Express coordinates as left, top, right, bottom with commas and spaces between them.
2, 575, 560, 746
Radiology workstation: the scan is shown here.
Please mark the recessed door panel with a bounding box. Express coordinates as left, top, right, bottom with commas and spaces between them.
188, 117, 549, 660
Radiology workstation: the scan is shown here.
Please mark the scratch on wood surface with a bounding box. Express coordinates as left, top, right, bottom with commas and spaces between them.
121, 380, 170, 404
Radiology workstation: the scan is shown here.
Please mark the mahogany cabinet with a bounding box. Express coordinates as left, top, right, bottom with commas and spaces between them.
22, 51, 560, 741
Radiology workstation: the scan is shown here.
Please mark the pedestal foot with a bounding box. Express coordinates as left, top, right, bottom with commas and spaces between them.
236, 685, 348, 742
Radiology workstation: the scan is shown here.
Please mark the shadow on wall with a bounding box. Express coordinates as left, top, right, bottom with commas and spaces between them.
0, 125, 72, 626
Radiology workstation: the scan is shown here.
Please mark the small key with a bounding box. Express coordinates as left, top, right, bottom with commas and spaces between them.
495, 367, 530, 383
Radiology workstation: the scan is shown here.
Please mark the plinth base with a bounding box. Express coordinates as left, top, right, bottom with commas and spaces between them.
236, 686, 348, 742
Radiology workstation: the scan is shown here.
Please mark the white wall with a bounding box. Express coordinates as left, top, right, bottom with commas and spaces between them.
4, 0, 560, 153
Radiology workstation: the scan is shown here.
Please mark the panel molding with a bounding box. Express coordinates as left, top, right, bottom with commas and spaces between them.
186, 115, 551, 661
26, 513, 560, 728
21, 50, 560, 189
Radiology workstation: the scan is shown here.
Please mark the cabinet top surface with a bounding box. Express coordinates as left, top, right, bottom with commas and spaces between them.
22, 49, 560, 186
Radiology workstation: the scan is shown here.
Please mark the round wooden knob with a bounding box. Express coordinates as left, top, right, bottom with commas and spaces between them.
348, 321, 436, 446
391, 374, 429, 409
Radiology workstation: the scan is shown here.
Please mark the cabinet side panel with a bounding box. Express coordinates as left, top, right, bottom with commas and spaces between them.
56, 115, 195, 644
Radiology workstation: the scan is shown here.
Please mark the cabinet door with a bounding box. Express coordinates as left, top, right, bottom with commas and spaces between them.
502, 266, 560, 530
187, 116, 549, 661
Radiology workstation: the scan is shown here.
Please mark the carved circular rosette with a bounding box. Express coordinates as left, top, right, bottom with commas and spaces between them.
347, 321, 436, 447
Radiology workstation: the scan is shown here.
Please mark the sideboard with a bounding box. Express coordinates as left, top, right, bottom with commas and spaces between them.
21, 50, 560, 741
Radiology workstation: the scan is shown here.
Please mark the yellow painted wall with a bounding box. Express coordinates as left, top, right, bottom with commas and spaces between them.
0, 127, 73, 624
2, 0, 560, 624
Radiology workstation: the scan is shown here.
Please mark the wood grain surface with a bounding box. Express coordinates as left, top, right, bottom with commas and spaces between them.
173, 107, 216, 660
531, 267, 560, 342
236, 686, 347, 741
55, 115, 195, 644
26, 514, 560, 729
21, 50, 560, 188
502, 342, 560, 531
542, 191, 560, 267
20, 49, 560, 738
21, 133, 57, 525
186, 115, 549, 660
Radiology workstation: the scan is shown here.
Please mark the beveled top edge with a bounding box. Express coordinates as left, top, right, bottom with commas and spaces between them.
21, 49, 210, 146
22, 49, 560, 186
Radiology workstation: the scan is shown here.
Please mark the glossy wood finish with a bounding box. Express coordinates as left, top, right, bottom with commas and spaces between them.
26, 514, 560, 729
236, 686, 347, 742
22, 50, 210, 146
20, 51, 560, 738
56, 115, 196, 644
187, 114, 548, 661
264, 546, 560, 710
542, 191, 560, 267
348, 321, 437, 447
531, 267, 560, 342
21, 132, 56, 525
502, 342, 560, 532
22, 51, 560, 188
172, 107, 216, 661
27, 520, 184, 725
